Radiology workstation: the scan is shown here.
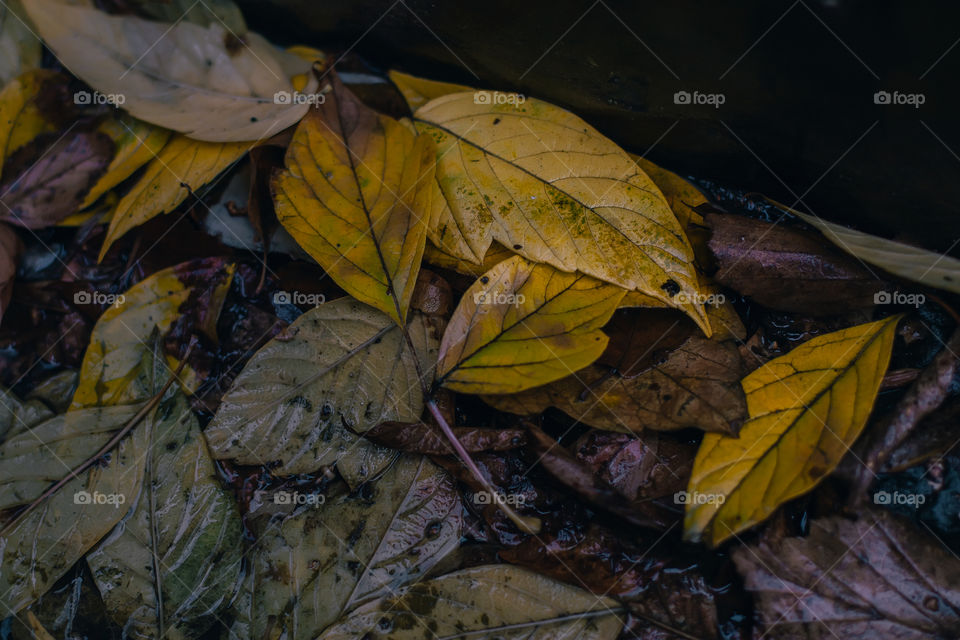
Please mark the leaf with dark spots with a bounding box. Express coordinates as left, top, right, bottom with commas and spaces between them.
733, 510, 960, 639
485, 334, 747, 434
365, 420, 526, 455
598, 308, 695, 378
706, 212, 887, 314
0, 131, 114, 229
525, 423, 675, 530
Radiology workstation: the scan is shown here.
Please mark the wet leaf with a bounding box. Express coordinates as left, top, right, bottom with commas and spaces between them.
0, 69, 69, 180
414, 92, 709, 333
388, 69, 473, 113
316, 564, 623, 639
0, 0, 41, 86
685, 316, 901, 546
23, 0, 319, 142
437, 255, 625, 394
0, 222, 20, 321
0, 130, 114, 228
204, 297, 438, 478
98, 135, 247, 260
81, 115, 171, 209
365, 420, 527, 455
273, 73, 435, 325
733, 510, 960, 639
86, 391, 243, 639
485, 333, 747, 434
252, 455, 461, 640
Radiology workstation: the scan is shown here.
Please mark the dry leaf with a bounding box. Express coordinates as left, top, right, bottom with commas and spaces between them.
684, 316, 900, 546
436, 255, 625, 394
273, 73, 435, 325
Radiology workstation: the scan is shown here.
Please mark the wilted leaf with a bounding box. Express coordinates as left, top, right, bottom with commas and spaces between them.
775, 200, 960, 295
274, 73, 435, 325
72, 257, 235, 408
685, 316, 900, 546
414, 92, 709, 333
204, 297, 438, 477
437, 255, 625, 394
81, 115, 171, 208
0, 1, 41, 85
0, 130, 114, 228
388, 69, 473, 113
87, 391, 243, 639
707, 212, 885, 314
98, 135, 247, 259
0, 69, 69, 179
316, 564, 623, 639
252, 455, 461, 640
733, 510, 960, 639
485, 333, 747, 434
598, 308, 695, 378
23, 0, 318, 142
0, 222, 20, 321
365, 420, 527, 455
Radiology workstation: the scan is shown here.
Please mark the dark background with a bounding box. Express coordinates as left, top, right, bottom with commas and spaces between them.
239, 0, 960, 252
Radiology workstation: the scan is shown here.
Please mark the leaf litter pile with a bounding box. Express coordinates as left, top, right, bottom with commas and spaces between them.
1, 2, 959, 639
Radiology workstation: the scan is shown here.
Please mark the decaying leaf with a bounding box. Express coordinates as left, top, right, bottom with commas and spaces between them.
485, 333, 747, 434
414, 91, 710, 333
274, 73, 435, 325
733, 510, 960, 639
388, 69, 473, 113
316, 564, 624, 639
99, 135, 248, 260
81, 115, 171, 208
0, 222, 20, 321
0, 0, 41, 86
0, 130, 114, 228
87, 391, 243, 639
204, 297, 438, 478
437, 255, 625, 394
0, 69, 69, 180
23, 0, 319, 142
252, 455, 461, 640
684, 316, 900, 546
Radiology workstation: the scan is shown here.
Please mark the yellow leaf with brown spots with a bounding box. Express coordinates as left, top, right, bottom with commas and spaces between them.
81, 115, 170, 208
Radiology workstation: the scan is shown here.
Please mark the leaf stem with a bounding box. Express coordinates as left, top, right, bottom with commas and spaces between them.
426, 398, 541, 534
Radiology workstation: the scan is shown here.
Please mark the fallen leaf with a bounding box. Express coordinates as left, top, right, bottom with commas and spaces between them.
80, 114, 171, 208
0, 0, 41, 85
86, 390, 243, 639
684, 316, 901, 546
422, 237, 514, 277
733, 510, 960, 639
0, 130, 114, 228
365, 420, 527, 455
633, 155, 707, 232
485, 333, 747, 434
252, 455, 462, 640
0, 69, 70, 180
98, 135, 248, 260
316, 564, 624, 639
128, 0, 247, 32
204, 297, 438, 478
273, 72, 435, 325
409, 267, 452, 317
388, 69, 473, 113
414, 92, 710, 333
437, 255, 625, 394
23, 0, 319, 142
0, 222, 20, 321
598, 308, 695, 378
707, 212, 885, 314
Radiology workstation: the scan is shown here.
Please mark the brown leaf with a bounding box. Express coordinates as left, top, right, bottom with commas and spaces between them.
0, 223, 21, 322
410, 267, 452, 317
0, 131, 114, 228
707, 212, 886, 314
733, 510, 960, 639
598, 308, 695, 378
365, 420, 527, 455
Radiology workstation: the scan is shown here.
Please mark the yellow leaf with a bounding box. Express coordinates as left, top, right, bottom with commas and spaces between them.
388, 69, 473, 113
99, 135, 247, 260
0, 69, 64, 179
414, 92, 709, 334
273, 74, 435, 325
437, 255, 625, 394
684, 316, 901, 546
632, 155, 707, 231
422, 239, 513, 277
81, 115, 170, 209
